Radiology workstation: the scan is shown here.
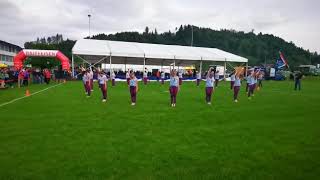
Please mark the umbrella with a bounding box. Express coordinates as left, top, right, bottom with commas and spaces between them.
0, 64, 8, 68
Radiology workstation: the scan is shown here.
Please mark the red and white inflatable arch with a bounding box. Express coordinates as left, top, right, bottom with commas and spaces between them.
13, 49, 70, 70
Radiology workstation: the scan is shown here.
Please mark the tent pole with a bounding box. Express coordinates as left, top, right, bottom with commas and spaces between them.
245, 62, 248, 77
109, 54, 112, 73
161, 60, 163, 71
143, 54, 146, 72
200, 58, 203, 75
224, 59, 227, 80
71, 54, 74, 78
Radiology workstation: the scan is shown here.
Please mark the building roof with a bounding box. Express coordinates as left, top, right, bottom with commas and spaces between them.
0, 40, 22, 51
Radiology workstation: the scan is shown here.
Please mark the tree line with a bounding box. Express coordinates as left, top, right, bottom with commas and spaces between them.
24, 25, 320, 69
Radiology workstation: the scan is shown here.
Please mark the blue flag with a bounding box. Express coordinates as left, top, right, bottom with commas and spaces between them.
276, 58, 285, 70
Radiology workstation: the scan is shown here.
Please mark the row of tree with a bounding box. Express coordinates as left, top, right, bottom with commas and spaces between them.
32, 34, 64, 45
24, 25, 320, 69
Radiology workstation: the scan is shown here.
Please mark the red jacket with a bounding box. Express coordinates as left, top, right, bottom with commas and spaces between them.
44, 70, 51, 79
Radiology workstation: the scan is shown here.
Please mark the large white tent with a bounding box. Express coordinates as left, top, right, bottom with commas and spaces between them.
71, 39, 248, 77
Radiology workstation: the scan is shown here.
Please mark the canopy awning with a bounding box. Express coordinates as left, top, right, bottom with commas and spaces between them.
72, 39, 248, 66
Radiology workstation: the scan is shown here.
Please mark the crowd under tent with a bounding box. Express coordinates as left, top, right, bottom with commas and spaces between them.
71, 39, 248, 77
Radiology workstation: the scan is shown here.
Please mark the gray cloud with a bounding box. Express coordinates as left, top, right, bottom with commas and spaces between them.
0, 0, 319, 52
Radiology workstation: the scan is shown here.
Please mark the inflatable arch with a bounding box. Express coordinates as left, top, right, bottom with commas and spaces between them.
14, 49, 70, 70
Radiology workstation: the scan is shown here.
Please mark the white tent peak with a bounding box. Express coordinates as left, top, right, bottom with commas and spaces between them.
71, 39, 248, 77
72, 38, 248, 63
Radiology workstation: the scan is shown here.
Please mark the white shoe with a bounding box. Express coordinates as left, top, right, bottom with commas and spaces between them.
171, 104, 174, 107
102, 99, 106, 102
207, 102, 212, 105
234, 99, 238, 103
91, 90, 94, 92
131, 103, 136, 106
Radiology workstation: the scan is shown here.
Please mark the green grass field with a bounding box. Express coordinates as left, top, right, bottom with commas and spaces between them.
0, 79, 319, 179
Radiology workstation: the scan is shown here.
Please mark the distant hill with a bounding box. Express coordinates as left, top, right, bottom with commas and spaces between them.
90, 25, 320, 68
24, 25, 320, 69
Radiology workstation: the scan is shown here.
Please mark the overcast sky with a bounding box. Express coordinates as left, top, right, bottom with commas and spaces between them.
0, 0, 319, 52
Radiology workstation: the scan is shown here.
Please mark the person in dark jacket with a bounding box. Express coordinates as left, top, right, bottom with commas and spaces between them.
294, 71, 303, 91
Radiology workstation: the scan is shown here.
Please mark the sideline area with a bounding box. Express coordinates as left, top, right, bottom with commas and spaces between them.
0, 83, 63, 107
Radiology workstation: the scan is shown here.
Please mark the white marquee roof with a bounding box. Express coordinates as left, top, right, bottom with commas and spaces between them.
72, 39, 248, 66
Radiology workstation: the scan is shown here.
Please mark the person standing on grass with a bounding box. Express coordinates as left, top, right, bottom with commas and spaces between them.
156, 70, 160, 82
89, 69, 94, 91
18, 69, 24, 88
82, 71, 87, 94
233, 73, 242, 103
143, 69, 148, 85
129, 71, 138, 106
44, 69, 51, 84
258, 72, 263, 88
178, 71, 183, 85
247, 71, 255, 100
111, 70, 116, 86
245, 71, 251, 93
214, 70, 220, 88
84, 70, 91, 97
98, 71, 108, 102
169, 69, 180, 107
23, 69, 29, 86
205, 68, 215, 105
253, 71, 258, 92
294, 71, 303, 91
196, 71, 201, 87
230, 72, 236, 90
126, 69, 130, 85
161, 71, 165, 84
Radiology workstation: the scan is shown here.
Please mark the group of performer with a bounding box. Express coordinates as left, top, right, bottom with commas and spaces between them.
81, 67, 264, 107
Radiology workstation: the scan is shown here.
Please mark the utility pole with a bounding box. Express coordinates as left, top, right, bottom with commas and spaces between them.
191, 25, 194, 46
88, 14, 91, 37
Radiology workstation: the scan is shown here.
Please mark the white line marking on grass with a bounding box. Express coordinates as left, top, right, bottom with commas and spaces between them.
0, 83, 63, 107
